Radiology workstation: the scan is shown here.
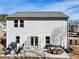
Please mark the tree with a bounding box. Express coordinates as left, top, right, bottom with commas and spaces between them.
0, 14, 8, 21
51, 25, 67, 47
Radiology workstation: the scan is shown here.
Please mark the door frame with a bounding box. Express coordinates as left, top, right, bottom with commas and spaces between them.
30, 36, 38, 47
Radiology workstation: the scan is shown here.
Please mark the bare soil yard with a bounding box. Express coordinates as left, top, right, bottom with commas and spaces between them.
69, 45, 79, 59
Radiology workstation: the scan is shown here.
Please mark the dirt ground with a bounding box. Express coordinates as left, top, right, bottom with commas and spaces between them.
69, 52, 79, 59
69, 45, 79, 59
0, 44, 4, 54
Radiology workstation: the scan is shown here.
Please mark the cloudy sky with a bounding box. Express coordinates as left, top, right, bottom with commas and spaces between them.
0, 0, 79, 20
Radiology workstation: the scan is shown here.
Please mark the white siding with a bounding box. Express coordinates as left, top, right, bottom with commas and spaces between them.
7, 20, 68, 49
78, 24, 79, 32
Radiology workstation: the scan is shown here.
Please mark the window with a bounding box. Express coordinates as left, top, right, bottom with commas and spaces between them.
16, 36, 20, 43
20, 20, 24, 23
20, 24, 24, 27
14, 20, 18, 27
70, 40, 72, 45
14, 20, 24, 27
14, 20, 18, 23
20, 20, 24, 27
46, 36, 50, 44
14, 24, 18, 27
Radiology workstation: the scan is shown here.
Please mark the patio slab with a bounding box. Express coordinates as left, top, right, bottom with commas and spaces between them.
0, 51, 70, 59
44, 51, 70, 59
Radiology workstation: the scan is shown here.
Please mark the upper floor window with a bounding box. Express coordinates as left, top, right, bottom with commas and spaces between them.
14, 20, 18, 27
20, 20, 24, 27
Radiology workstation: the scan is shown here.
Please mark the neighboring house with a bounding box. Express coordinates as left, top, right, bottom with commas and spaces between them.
69, 20, 79, 33
0, 21, 6, 32
68, 20, 79, 37
0, 21, 6, 37
6, 12, 69, 49
0, 21, 6, 29
0, 28, 5, 37
68, 20, 79, 45
68, 37, 79, 45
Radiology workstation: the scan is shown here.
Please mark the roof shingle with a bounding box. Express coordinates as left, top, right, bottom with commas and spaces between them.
7, 12, 68, 17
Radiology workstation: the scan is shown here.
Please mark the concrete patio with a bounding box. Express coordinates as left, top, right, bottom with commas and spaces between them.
0, 47, 70, 59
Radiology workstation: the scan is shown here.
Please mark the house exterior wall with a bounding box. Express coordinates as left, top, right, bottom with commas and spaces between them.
7, 20, 68, 49
69, 22, 79, 33
74, 26, 78, 32
72, 24, 79, 33
78, 24, 79, 32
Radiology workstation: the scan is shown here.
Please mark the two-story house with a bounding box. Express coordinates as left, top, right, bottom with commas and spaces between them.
6, 12, 69, 49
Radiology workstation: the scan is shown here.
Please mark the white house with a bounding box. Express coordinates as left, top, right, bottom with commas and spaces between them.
6, 12, 69, 49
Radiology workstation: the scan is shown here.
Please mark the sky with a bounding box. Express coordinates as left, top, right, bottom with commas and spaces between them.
0, 0, 79, 20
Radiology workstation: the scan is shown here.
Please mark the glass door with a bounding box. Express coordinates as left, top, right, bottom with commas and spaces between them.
31, 36, 38, 47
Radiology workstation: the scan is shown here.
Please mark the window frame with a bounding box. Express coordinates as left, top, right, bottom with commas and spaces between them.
30, 36, 38, 46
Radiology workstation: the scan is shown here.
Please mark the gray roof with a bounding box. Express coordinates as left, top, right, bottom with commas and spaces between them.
7, 12, 68, 17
